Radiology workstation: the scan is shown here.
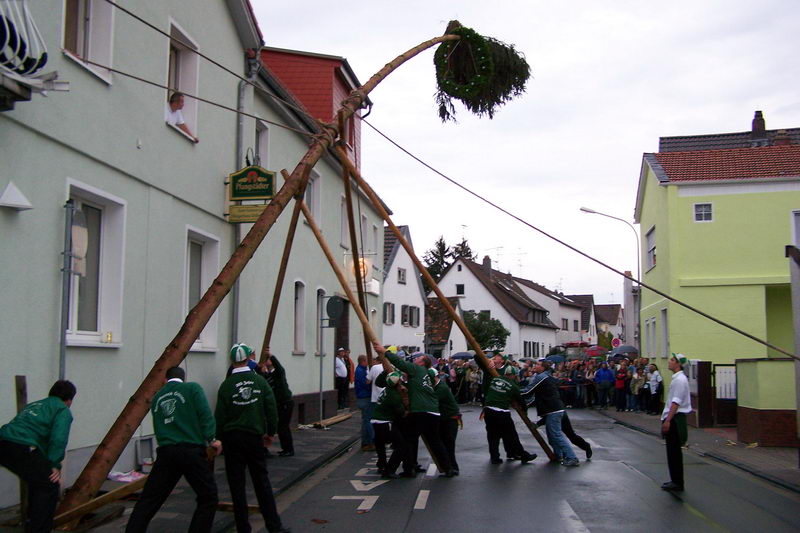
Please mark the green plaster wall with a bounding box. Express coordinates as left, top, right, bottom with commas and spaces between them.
765, 286, 794, 358
737, 359, 797, 409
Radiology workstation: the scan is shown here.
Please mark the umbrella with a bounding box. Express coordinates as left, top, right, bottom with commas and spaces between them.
450, 351, 475, 360
585, 345, 607, 356
609, 344, 638, 356
546, 354, 565, 364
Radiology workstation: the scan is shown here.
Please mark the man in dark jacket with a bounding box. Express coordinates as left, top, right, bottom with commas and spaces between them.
216, 343, 290, 533
525, 360, 579, 466
263, 350, 294, 457
126, 367, 220, 533
0, 380, 76, 533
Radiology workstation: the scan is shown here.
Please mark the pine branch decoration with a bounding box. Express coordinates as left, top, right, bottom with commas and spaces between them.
434, 21, 531, 122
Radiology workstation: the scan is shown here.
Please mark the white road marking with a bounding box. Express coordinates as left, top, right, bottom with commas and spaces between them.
558, 500, 590, 533
426, 463, 438, 477
349, 479, 389, 491
355, 467, 380, 477
414, 490, 430, 510
365, 458, 378, 465
332, 495, 379, 512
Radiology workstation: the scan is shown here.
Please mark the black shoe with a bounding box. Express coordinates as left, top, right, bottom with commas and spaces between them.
661, 481, 684, 491
586, 446, 593, 460
490, 457, 503, 464
277, 450, 294, 457
274, 528, 292, 533
520, 452, 537, 464
452, 468, 459, 476
506, 455, 520, 461
400, 471, 416, 478
439, 470, 455, 478
381, 472, 399, 479
415, 464, 426, 473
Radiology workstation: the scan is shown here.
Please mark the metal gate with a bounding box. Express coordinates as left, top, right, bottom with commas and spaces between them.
712, 364, 737, 426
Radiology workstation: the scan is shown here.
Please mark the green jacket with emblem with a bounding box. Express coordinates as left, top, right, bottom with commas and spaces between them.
435, 381, 460, 417
151, 380, 215, 447
0, 396, 73, 469
483, 375, 523, 410
385, 353, 438, 413
215, 369, 278, 436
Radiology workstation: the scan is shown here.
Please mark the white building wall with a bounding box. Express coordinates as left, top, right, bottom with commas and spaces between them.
382, 245, 425, 350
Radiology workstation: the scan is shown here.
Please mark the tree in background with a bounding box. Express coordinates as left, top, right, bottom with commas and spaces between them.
422, 236, 452, 291
451, 237, 477, 261
463, 310, 510, 352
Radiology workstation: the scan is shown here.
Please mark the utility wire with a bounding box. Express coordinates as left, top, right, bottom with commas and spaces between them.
101, 0, 322, 125
78, 58, 316, 139
360, 117, 798, 361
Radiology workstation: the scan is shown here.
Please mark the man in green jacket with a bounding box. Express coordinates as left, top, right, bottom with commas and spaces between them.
126, 367, 221, 533
481, 362, 536, 465
371, 371, 408, 479
0, 380, 76, 533
372, 343, 454, 478
434, 369, 462, 475
216, 343, 290, 533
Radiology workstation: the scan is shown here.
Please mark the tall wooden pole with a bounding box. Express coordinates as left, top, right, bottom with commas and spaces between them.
259, 190, 305, 363
58, 33, 460, 514
337, 147, 555, 460
339, 111, 374, 366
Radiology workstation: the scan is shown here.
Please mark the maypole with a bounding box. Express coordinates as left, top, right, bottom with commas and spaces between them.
58, 20, 532, 514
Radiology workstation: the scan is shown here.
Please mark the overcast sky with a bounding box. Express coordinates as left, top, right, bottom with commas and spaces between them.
251, 0, 800, 304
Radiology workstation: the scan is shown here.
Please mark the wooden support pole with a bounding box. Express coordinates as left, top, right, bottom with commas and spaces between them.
336, 147, 555, 461
338, 111, 373, 367
259, 191, 304, 363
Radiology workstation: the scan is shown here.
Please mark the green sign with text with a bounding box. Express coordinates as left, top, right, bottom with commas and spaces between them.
228, 165, 275, 201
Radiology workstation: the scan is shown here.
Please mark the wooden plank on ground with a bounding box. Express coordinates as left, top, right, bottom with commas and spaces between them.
54, 476, 147, 528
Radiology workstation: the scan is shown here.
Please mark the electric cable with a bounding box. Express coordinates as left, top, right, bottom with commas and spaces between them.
359, 117, 798, 360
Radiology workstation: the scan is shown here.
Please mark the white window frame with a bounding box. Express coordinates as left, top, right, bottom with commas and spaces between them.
693, 202, 713, 223
304, 170, 321, 224
339, 195, 349, 248
184, 226, 219, 351
371, 224, 378, 254
660, 308, 669, 359
165, 20, 199, 140
66, 179, 126, 347
401, 304, 410, 326
315, 288, 325, 356
645, 226, 656, 270
255, 121, 270, 168
293, 281, 306, 354
383, 302, 395, 325
62, 0, 114, 83
397, 267, 407, 285
456, 283, 465, 295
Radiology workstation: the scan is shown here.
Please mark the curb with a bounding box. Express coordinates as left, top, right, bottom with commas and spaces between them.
214, 433, 360, 533
600, 412, 800, 495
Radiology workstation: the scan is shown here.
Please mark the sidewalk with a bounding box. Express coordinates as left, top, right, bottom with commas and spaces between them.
596, 407, 800, 493
88, 410, 362, 532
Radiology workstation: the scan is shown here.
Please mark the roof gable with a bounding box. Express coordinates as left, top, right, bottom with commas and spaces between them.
565, 294, 595, 331
425, 297, 461, 345
594, 304, 622, 326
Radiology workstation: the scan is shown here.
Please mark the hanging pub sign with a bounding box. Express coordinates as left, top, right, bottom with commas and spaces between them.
228, 165, 275, 201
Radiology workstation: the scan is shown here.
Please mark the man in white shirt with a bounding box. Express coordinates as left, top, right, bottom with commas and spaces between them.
335, 348, 350, 409
660, 353, 692, 491
165, 92, 198, 143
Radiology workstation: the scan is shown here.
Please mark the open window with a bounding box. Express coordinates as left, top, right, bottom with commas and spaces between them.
165, 21, 199, 138
63, 0, 114, 82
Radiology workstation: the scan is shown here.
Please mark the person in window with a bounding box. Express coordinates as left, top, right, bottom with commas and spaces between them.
165, 92, 198, 143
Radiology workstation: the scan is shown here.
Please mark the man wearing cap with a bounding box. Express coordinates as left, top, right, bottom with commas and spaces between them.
126, 367, 220, 533
334, 348, 351, 410
479, 360, 536, 465
372, 343, 454, 477
660, 353, 692, 492
0, 380, 76, 533
216, 344, 290, 533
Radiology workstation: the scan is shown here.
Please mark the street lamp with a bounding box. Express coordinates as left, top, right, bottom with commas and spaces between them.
580, 206, 641, 350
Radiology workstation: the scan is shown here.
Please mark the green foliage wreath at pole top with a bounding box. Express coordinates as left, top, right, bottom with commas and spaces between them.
434, 21, 531, 122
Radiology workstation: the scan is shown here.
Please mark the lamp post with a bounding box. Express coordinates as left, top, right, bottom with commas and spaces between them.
580, 207, 641, 350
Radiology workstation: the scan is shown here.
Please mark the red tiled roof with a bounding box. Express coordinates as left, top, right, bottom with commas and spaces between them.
653, 145, 800, 182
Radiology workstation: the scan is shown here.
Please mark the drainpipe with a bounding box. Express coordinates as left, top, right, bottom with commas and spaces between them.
59, 199, 75, 380
231, 50, 261, 347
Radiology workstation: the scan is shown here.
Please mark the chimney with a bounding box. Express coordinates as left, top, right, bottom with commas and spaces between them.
482, 255, 492, 276
751, 110, 766, 139
774, 129, 791, 146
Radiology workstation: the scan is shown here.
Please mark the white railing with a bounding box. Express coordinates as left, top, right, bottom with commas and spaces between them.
715, 366, 736, 399
1, 0, 47, 76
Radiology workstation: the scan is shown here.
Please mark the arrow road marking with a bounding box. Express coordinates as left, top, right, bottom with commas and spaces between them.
332, 495, 379, 512
355, 468, 380, 477
349, 479, 389, 491
414, 490, 430, 510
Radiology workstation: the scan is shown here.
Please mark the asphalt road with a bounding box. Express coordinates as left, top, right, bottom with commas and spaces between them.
274, 407, 800, 533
